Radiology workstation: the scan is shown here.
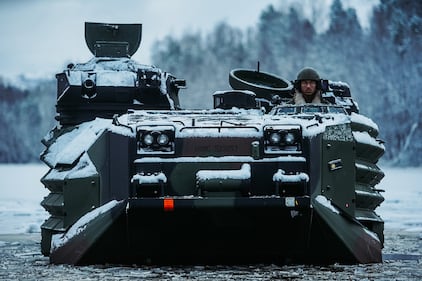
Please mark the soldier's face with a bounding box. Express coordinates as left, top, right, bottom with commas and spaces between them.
300, 80, 316, 96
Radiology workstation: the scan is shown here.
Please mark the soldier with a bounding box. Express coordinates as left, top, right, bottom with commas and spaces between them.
293, 67, 323, 104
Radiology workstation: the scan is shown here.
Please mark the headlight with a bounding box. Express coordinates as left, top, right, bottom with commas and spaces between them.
157, 133, 170, 146
137, 125, 175, 154
143, 133, 154, 146
264, 125, 302, 154
284, 132, 296, 145
269, 132, 281, 144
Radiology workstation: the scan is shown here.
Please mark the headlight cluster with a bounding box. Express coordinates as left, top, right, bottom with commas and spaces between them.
264, 125, 302, 154
137, 126, 175, 154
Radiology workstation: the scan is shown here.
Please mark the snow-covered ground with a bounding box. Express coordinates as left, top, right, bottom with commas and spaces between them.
377, 166, 422, 232
0, 164, 49, 234
0, 164, 421, 235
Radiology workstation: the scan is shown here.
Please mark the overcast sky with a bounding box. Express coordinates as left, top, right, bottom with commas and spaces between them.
0, 0, 378, 80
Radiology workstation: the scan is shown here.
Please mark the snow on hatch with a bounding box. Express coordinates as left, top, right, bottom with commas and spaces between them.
266, 113, 351, 138
95, 70, 136, 87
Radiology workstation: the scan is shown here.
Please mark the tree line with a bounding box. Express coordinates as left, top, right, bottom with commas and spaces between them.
0, 79, 56, 163
0, 0, 420, 166
151, 0, 422, 166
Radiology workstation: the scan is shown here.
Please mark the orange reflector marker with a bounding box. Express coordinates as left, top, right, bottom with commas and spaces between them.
163, 198, 174, 211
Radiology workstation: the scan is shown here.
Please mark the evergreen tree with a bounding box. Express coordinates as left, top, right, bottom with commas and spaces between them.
369, 0, 422, 165
0, 78, 56, 163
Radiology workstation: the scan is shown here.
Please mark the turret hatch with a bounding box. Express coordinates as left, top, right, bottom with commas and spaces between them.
85, 22, 142, 57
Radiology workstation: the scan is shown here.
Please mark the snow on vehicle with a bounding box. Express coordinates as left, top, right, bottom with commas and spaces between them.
40, 22, 385, 265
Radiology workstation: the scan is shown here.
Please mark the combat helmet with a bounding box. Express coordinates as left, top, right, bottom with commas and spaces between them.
295, 67, 321, 90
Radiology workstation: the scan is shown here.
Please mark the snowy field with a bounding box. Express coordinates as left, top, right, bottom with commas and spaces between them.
0, 163, 421, 235
377, 166, 422, 233
0, 164, 49, 234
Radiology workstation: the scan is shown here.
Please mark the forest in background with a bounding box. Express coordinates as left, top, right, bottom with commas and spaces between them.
0, 0, 421, 166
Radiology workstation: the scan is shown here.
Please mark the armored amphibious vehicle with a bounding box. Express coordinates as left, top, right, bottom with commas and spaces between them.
40, 22, 385, 265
